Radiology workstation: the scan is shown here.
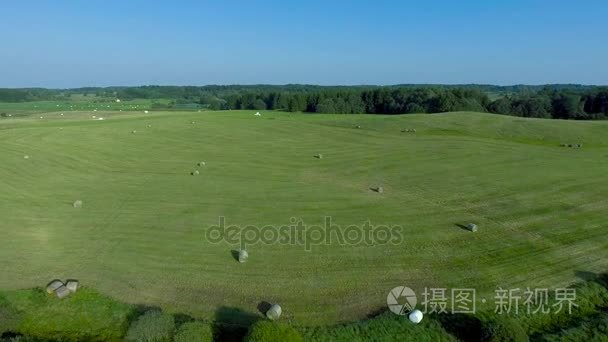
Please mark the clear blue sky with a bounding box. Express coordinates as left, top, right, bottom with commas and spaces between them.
1, 0, 606, 87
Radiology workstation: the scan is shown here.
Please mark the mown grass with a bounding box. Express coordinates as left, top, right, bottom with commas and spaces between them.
0, 98, 163, 117
0, 108, 607, 327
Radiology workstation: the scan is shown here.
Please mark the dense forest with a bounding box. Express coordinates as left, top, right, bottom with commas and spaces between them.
1, 84, 607, 120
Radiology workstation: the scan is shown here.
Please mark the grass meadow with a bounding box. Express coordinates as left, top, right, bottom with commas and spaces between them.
1, 107, 607, 327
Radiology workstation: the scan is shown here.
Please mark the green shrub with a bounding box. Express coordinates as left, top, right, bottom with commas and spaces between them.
173, 321, 214, 342
245, 321, 303, 342
0, 336, 43, 342
534, 312, 608, 341
516, 281, 608, 335
2, 287, 133, 342
0, 295, 22, 334
481, 317, 528, 342
125, 311, 175, 342
301, 312, 455, 341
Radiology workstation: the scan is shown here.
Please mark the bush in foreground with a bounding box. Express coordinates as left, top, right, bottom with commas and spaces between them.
0, 294, 22, 334
125, 310, 175, 342
245, 321, 303, 342
481, 317, 528, 342
537, 312, 608, 341
301, 312, 455, 341
173, 321, 214, 342
1, 287, 132, 342
0, 336, 44, 342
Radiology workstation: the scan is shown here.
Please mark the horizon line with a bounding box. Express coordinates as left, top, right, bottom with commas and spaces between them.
2, 82, 607, 90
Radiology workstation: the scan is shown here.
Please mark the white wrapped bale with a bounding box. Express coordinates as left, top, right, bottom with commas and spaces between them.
408, 309, 423, 324
66, 280, 79, 293
55, 285, 71, 299
266, 304, 282, 320
238, 249, 248, 263
46, 280, 64, 294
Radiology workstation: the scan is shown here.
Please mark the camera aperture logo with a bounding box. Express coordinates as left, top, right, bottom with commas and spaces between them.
387, 286, 417, 315
204, 216, 403, 251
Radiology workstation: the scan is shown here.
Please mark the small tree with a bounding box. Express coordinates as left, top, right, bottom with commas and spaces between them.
316, 99, 337, 113
481, 317, 528, 342
253, 99, 267, 110
488, 97, 513, 115
125, 311, 175, 342
173, 321, 213, 342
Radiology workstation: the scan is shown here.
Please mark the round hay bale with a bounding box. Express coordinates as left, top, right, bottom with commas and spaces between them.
73, 200, 83, 208
238, 249, 248, 263
132, 130, 137, 134
55, 285, 71, 299
46, 280, 64, 294
66, 280, 79, 293
315, 154, 323, 159
191, 170, 200, 176
467, 223, 478, 232
376, 186, 384, 194
198, 161, 206, 167
408, 309, 423, 324
147, 124, 151, 128
23, 155, 29, 159
356, 125, 361, 129
144, 110, 149, 114
266, 304, 282, 320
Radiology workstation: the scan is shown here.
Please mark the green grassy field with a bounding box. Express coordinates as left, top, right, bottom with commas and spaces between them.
0, 98, 167, 117
1, 108, 607, 326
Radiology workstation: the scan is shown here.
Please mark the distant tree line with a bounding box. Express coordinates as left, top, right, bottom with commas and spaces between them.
0, 88, 57, 102
488, 88, 608, 119
212, 86, 608, 120
1, 85, 607, 120
218, 87, 490, 114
